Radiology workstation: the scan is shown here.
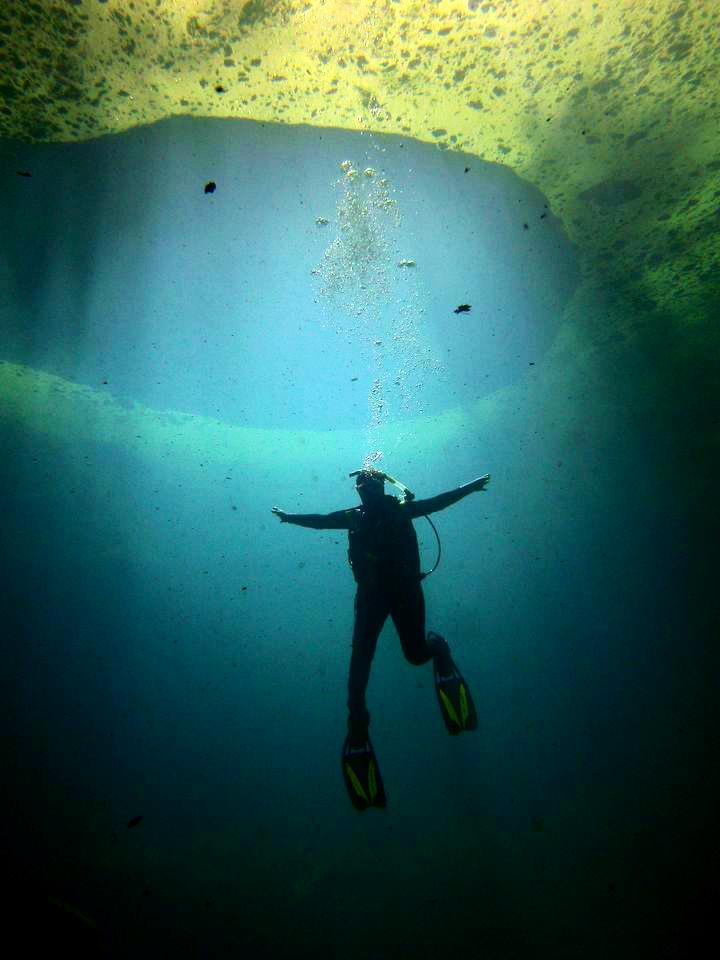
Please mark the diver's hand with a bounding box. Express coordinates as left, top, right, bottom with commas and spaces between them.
271, 507, 289, 522
470, 474, 490, 493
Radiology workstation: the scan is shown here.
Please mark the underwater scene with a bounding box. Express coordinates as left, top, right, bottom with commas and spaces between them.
1, 2, 717, 958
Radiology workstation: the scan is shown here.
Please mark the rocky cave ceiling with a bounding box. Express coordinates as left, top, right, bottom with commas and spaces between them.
1, 0, 718, 331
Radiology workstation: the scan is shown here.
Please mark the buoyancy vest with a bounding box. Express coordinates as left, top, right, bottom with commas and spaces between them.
347, 495, 421, 584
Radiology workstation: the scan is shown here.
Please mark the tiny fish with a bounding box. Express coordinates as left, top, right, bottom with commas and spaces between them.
204, 181, 216, 194
16, 170, 32, 177
453, 304, 471, 314
315, 217, 329, 225
127, 815, 143, 829
397, 259, 415, 268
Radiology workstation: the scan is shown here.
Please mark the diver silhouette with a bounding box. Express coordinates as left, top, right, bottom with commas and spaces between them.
272, 467, 490, 809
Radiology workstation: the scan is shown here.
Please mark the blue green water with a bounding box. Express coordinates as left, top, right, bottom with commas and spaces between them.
1, 118, 715, 958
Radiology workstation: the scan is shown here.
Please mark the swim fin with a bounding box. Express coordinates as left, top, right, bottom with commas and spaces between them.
433, 647, 478, 735
341, 732, 387, 810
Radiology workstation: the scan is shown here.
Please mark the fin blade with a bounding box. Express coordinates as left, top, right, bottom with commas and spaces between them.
434, 656, 478, 735
459, 683, 470, 727
341, 735, 387, 810
368, 759, 378, 803
438, 687, 461, 729
344, 762, 370, 806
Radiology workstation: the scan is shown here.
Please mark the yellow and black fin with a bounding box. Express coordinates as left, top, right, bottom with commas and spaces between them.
433, 656, 478, 735
341, 734, 387, 811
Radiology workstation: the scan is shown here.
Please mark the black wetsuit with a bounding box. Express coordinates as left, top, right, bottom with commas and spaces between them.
282, 482, 478, 732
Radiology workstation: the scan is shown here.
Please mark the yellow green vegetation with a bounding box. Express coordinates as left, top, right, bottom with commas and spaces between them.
0, 359, 350, 473
2, 0, 718, 327
0, 358, 479, 472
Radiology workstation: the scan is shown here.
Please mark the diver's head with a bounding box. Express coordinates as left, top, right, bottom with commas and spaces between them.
353, 468, 385, 504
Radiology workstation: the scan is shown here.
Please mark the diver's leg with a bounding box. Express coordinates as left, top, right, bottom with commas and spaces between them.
392, 587, 476, 731
392, 582, 440, 666
347, 585, 389, 743
426, 631, 453, 672
391, 583, 455, 670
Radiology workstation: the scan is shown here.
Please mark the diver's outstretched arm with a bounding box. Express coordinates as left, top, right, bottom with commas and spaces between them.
405, 474, 490, 518
271, 506, 356, 530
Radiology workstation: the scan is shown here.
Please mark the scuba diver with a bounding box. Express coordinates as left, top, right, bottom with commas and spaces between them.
271, 467, 490, 810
